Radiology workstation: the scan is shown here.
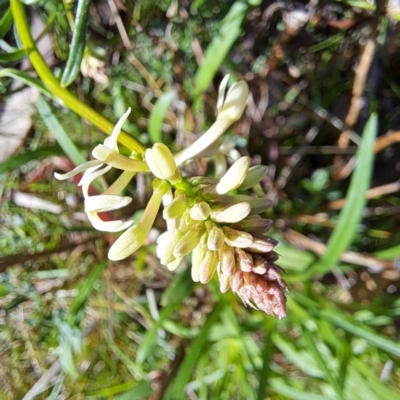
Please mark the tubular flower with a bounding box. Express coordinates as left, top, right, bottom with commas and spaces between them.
56, 75, 288, 317
174, 75, 249, 166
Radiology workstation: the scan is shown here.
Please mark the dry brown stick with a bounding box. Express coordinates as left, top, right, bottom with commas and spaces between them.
281, 228, 396, 271
328, 180, 400, 210
339, 38, 376, 148
374, 130, 400, 153
0, 235, 102, 272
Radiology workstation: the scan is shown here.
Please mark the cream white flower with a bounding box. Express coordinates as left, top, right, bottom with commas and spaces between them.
145, 143, 180, 182
174, 75, 249, 166
216, 156, 250, 194
55, 108, 148, 183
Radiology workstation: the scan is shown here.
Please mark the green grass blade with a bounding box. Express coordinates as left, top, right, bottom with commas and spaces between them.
0, 8, 13, 39
0, 68, 52, 97
164, 302, 224, 399
0, 145, 64, 174
36, 95, 86, 166
310, 113, 378, 275
321, 310, 400, 357
294, 293, 400, 357
270, 378, 335, 400
136, 303, 176, 364
194, 1, 247, 96
301, 328, 344, 399
60, 0, 91, 87
257, 316, 276, 400
115, 381, 153, 400
0, 48, 26, 63
148, 90, 175, 144
351, 359, 400, 399
68, 260, 107, 323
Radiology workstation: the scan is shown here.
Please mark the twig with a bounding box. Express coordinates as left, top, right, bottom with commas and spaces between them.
282, 228, 396, 271
328, 181, 400, 210
374, 130, 400, 153
0, 235, 102, 272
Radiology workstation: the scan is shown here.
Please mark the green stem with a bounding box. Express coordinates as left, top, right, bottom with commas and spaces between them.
10, 0, 145, 156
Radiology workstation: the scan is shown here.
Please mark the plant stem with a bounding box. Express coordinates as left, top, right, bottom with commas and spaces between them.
10, 0, 146, 156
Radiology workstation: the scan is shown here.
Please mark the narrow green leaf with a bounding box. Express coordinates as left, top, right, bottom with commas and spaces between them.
257, 317, 276, 400
0, 8, 13, 39
164, 302, 224, 399
194, 1, 247, 96
270, 378, 335, 400
352, 359, 400, 400
301, 329, 344, 399
59, 340, 79, 379
36, 95, 86, 166
311, 113, 378, 275
293, 293, 400, 357
148, 90, 175, 144
115, 381, 153, 400
272, 334, 324, 378
60, 0, 91, 87
47, 374, 65, 400
321, 310, 400, 357
0, 68, 52, 97
374, 244, 400, 259
68, 261, 107, 323
0, 145, 64, 174
0, 48, 25, 63
136, 303, 176, 364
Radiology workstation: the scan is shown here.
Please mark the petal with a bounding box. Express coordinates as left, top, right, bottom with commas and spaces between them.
107, 108, 131, 151
81, 165, 112, 197
217, 74, 230, 114
216, 156, 250, 194
84, 195, 132, 212
87, 211, 133, 232
54, 159, 103, 180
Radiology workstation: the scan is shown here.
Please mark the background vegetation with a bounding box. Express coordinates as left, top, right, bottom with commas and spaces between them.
0, 0, 400, 398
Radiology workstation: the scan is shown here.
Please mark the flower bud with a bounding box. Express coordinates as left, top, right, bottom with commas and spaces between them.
245, 237, 276, 253
252, 255, 268, 275
218, 244, 236, 276
217, 75, 249, 124
198, 250, 219, 284
163, 196, 188, 220
238, 165, 268, 190
247, 198, 274, 215
167, 257, 183, 271
232, 217, 272, 234
219, 274, 231, 293
211, 202, 251, 223
207, 226, 225, 251
235, 249, 253, 272
191, 235, 207, 282
145, 143, 179, 181
216, 157, 250, 195
222, 226, 254, 248
173, 227, 204, 258
190, 202, 211, 221
108, 225, 146, 261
